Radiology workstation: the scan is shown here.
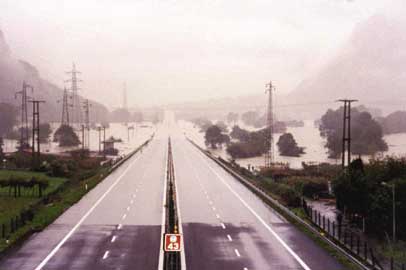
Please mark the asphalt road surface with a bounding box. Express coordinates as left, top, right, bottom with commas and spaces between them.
0, 118, 345, 270
0, 132, 167, 270
171, 131, 344, 270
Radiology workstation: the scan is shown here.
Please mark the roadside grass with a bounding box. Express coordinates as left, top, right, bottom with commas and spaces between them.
0, 170, 67, 225
0, 167, 107, 253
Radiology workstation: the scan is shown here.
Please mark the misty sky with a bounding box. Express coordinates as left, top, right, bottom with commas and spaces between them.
0, 0, 393, 108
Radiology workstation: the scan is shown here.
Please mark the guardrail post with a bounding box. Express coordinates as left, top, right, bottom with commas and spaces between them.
390, 257, 394, 270
327, 219, 330, 234
332, 221, 336, 238
350, 232, 353, 250
356, 236, 360, 255
322, 216, 325, 231
344, 230, 347, 246
1, 224, 4, 238
402, 263, 405, 270
364, 242, 367, 260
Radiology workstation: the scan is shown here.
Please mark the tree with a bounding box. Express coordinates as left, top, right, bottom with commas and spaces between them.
110, 108, 130, 123
230, 126, 250, 142
241, 111, 260, 127
204, 125, 230, 149
377, 111, 406, 134
226, 127, 268, 158
0, 103, 17, 137
192, 118, 212, 132
319, 107, 387, 158
226, 112, 239, 125
277, 133, 305, 157
215, 121, 228, 133
53, 125, 81, 147
333, 157, 406, 239
39, 123, 52, 143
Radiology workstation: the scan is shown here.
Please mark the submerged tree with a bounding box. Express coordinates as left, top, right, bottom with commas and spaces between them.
53, 125, 80, 147
319, 107, 387, 158
277, 133, 305, 157
205, 125, 230, 149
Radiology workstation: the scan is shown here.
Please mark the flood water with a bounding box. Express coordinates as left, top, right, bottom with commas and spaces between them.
3, 122, 156, 157
178, 120, 406, 169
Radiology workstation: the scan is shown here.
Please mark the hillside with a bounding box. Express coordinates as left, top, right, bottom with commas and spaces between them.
0, 29, 108, 122
287, 12, 406, 117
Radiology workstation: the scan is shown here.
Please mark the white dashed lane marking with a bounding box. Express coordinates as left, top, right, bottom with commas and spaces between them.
234, 249, 241, 257
111, 236, 117, 243
102, 251, 109, 260
227, 234, 232, 241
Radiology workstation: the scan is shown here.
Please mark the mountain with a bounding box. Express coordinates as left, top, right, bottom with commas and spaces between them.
286, 12, 406, 118
0, 29, 108, 122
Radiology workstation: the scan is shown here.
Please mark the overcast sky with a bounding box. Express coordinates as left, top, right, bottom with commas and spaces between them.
0, 0, 392, 108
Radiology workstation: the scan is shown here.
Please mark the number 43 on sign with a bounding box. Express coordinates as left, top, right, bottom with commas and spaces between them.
164, 233, 182, 252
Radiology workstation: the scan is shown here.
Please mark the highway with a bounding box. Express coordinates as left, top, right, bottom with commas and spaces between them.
0, 132, 167, 270
0, 116, 345, 270
171, 130, 344, 270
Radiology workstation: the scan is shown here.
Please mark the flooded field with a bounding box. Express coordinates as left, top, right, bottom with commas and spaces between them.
3, 122, 156, 156
178, 120, 406, 169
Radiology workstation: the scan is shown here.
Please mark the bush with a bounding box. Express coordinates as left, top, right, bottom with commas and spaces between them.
263, 180, 301, 207
285, 176, 329, 198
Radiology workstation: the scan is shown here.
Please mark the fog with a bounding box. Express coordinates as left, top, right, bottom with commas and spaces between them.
0, 0, 397, 108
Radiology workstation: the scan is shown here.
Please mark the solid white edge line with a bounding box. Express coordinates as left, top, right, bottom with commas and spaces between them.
34, 153, 144, 270
157, 140, 168, 270
191, 144, 312, 270
172, 141, 187, 270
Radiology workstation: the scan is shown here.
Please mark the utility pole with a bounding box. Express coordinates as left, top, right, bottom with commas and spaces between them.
103, 125, 106, 158
337, 99, 358, 168
265, 81, 275, 168
15, 81, 33, 150
66, 63, 83, 127
29, 100, 45, 169
82, 99, 91, 149
123, 82, 128, 125
97, 126, 102, 154
81, 124, 85, 151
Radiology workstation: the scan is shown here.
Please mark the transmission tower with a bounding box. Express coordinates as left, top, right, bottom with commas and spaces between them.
265, 81, 275, 168
337, 99, 358, 168
15, 81, 33, 150
66, 63, 83, 127
60, 87, 72, 126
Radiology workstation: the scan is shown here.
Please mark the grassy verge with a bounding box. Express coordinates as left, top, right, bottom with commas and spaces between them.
0, 167, 108, 253
0, 170, 67, 225
0, 136, 152, 256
